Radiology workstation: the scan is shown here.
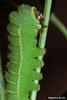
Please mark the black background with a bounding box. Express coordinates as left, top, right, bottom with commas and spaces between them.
0, 0, 67, 100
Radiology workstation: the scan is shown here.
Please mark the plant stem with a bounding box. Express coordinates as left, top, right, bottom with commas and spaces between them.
0, 54, 5, 100
31, 0, 52, 100
50, 13, 67, 39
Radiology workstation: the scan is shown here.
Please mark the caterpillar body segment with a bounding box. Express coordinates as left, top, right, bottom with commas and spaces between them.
6, 4, 44, 100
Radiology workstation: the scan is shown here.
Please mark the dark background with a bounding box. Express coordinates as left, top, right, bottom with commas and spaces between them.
0, 0, 67, 100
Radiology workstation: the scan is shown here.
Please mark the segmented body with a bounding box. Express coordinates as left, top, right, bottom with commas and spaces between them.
6, 4, 44, 100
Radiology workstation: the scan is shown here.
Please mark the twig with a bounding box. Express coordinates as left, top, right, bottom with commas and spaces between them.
50, 13, 67, 39
0, 54, 5, 100
31, 0, 52, 100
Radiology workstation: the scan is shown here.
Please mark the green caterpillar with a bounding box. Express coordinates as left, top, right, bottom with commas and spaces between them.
6, 4, 44, 100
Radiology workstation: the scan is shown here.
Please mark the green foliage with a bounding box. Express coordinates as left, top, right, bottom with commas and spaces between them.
6, 4, 44, 100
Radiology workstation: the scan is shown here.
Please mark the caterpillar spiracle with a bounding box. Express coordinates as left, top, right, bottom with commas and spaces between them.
6, 4, 45, 100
